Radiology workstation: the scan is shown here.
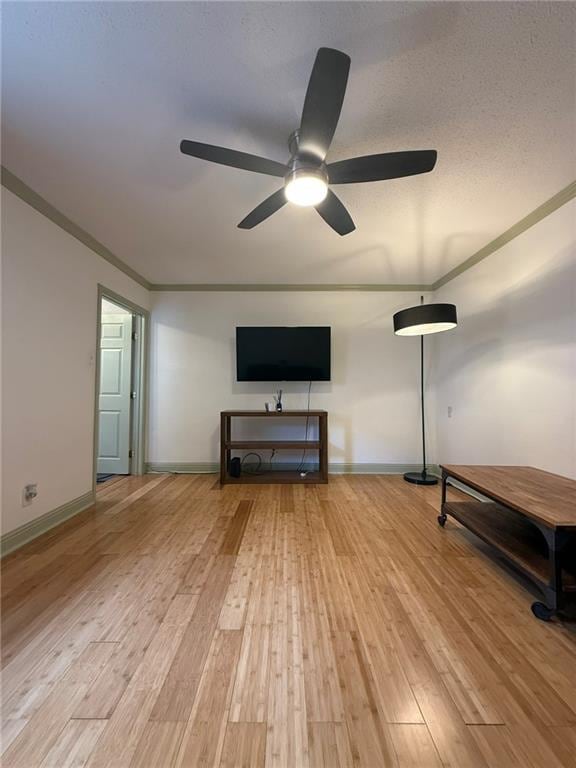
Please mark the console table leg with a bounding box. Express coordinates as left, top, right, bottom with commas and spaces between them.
220, 414, 229, 485
319, 413, 328, 483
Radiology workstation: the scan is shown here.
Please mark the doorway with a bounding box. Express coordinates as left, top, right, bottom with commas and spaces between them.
94, 286, 148, 489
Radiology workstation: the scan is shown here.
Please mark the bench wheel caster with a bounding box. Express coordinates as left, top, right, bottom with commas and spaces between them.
437, 515, 447, 527
531, 602, 554, 622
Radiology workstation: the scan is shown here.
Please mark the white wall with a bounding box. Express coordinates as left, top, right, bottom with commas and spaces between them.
1, 189, 149, 535
149, 291, 434, 468
433, 199, 576, 478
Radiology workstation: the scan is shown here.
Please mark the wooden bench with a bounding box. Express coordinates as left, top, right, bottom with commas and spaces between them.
439, 465, 576, 621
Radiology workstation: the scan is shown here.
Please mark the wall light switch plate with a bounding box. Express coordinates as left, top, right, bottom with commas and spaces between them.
447, 406, 453, 418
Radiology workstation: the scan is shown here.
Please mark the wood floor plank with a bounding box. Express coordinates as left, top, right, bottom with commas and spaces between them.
389, 724, 442, 768
2, 642, 116, 768
228, 623, 271, 723
218, 554, 257, 630
385, 557, 507, 726
219, 501, 253, 556
0, 719, 29, 754
2, 589, 122, 720
129, 722, 186, 768
83, 594, 198, 768
389, 614, 491, 768
265, 555, 309, 768
174, 629, 242, 767
299, 556, 345, 723
150, 555, 236, 722
467, 723, 572, 768
100, 475, 171, 516
2, 474, 575, 768
332, 630, 398, 767
307, 722, 353, 768
338, 555, 423, 725
320, 501, 353, 555
39, 719, 107, 768
73, 555, 194, 719
545, 725, 576, 768
2, 553, 115, 665
412, 553, 576, 728
219, 722, 267, 768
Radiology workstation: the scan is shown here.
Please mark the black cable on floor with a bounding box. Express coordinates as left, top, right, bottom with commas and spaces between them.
241, 452, 262, 475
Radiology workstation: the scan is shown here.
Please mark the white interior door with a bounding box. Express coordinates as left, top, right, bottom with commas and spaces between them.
97, 313, 133, 474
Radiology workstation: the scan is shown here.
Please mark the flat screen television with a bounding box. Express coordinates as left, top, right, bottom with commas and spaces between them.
236, 327, 331, 381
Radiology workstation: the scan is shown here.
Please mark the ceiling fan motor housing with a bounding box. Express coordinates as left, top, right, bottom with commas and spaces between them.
284, 161, 328, 188
285, 130, 329, 199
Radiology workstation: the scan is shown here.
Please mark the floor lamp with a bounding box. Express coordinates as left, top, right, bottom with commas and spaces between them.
393, 297, 457, 485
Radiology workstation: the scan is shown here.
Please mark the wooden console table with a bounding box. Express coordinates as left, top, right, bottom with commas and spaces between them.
220, 410, 328, 485
439, 465, 576, 621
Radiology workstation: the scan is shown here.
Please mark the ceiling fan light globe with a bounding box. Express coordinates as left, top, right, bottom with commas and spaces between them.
284, 171, 328, 207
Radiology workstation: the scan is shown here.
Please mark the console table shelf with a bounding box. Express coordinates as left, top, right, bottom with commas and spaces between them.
220, 410, 328, 485
225, 440, 321, 450
223, 470, 324, 485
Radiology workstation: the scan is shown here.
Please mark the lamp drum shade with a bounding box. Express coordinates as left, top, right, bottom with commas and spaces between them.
393, 303, 457, 336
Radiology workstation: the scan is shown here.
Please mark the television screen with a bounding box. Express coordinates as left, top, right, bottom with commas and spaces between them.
236, 327, 331, 381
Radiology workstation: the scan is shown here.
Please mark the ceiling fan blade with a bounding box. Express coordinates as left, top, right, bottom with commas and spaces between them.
328, 150, 437, 184
180, 140, 286, 177
315, 189, 355, 236
238, 189, 287, 229
298, 48, 350, 161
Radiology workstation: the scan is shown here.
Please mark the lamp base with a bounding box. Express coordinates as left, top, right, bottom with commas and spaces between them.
403, 471, 438, 486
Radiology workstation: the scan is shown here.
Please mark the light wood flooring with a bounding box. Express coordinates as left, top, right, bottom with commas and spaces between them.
1, 473, 576, 767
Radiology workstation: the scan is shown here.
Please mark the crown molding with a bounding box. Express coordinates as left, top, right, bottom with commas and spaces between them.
1, 166, 151, 290
3, 166, 574, 294
432, 180, 576, 291
150, 283, 429, 292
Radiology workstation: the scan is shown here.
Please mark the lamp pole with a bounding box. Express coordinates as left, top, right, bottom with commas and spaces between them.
403, 295, 438, 486
420, 297, 427, 476
392, 297, 457, 485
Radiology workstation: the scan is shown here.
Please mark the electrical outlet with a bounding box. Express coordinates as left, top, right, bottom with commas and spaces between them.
22, 483, 38, 506
447, 406, 453, 418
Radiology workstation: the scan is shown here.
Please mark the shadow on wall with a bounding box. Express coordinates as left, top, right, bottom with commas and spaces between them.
434, 244, 576, 384
328, 411, 354, 463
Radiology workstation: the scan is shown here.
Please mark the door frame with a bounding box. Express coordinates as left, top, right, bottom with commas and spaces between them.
93, 284, 150, 495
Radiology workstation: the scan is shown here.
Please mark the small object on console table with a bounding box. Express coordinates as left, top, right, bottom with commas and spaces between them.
274, 389, 283, 412
438, 464, 576, 621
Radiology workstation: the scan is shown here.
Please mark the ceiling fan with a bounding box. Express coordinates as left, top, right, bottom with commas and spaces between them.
180, 47, 437, 236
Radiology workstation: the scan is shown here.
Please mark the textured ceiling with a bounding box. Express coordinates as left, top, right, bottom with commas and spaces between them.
2, 2, 575, 284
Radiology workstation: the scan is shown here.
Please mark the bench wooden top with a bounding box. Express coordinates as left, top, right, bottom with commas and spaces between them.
440, 465, 576, 528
